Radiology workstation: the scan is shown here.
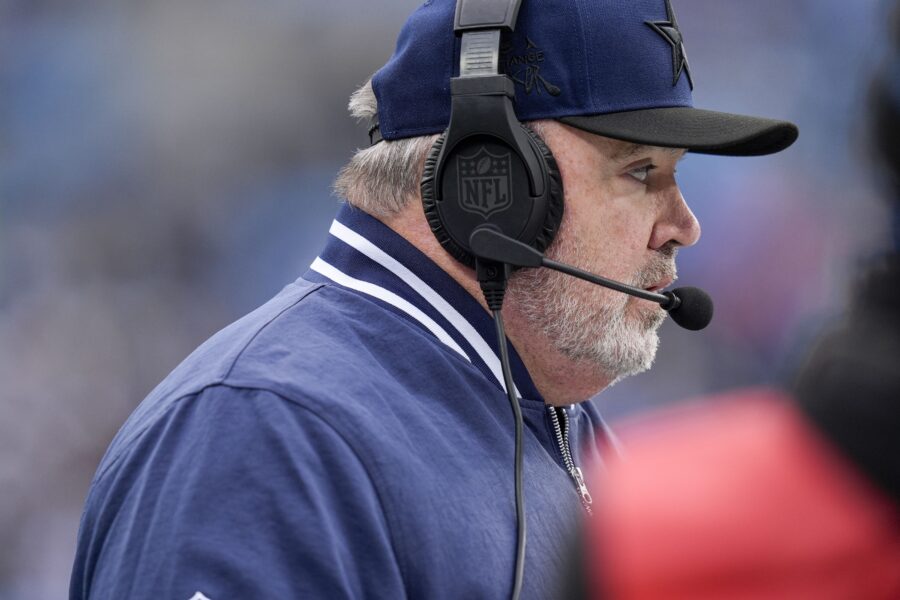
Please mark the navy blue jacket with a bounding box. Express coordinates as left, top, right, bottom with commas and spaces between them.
71, 205, 614, 599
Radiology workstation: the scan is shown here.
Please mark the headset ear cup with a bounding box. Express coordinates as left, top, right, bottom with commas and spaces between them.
421, 126, 565, 268
521, 123, 565, 256
422, 132, 479, 267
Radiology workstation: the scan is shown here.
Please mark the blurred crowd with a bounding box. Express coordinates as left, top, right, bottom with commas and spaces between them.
0, 0, 894, 597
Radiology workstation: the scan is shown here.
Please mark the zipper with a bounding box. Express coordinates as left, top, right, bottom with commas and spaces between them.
548, 406, 593, 515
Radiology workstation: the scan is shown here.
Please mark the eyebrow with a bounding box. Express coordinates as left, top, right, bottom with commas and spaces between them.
612, 143, 686, 162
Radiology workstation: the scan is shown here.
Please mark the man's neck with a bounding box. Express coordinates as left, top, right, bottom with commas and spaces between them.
380, 202, 611, 406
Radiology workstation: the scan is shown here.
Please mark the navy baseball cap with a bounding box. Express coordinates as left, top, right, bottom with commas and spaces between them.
372, 0, 798, 156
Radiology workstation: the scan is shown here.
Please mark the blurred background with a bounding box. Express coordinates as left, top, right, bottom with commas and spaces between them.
0, 0, 895, 596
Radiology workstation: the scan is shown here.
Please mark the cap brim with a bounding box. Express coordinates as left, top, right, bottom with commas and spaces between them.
559, 107, 798, 157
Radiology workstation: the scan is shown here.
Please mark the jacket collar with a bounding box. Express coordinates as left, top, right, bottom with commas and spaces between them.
305, 203, 544, 402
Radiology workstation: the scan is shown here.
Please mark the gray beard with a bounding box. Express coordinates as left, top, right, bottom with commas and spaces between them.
509, 234, 675, 383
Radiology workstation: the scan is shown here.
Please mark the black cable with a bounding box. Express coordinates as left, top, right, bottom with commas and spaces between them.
493, 309, 526, 600
476, 258, 526, 600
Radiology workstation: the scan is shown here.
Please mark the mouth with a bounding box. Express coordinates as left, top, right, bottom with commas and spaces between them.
644, 278, 674, 294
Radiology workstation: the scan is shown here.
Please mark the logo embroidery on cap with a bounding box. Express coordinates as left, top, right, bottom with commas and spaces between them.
646, 0, 694, 89
501, 37, 562, 97
457, 148, 512, 219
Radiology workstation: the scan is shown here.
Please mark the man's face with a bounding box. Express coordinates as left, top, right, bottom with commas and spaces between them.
509, 122, 701, 383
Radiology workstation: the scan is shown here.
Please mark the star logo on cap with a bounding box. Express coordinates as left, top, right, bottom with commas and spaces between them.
646, 0, 694, 90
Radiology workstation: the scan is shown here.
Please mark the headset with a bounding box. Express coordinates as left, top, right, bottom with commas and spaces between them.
417, 2, 556, 598
420, 0, 565, 271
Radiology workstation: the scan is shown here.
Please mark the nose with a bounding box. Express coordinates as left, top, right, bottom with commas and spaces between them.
649, 186, 701, 250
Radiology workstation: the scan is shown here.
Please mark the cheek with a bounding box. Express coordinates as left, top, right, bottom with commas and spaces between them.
552, 150, 654, 270
568, 198, 650, 271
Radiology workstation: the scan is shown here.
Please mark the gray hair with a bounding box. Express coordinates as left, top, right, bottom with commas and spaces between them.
333, 79, 439, 218
333, 78, 551, 218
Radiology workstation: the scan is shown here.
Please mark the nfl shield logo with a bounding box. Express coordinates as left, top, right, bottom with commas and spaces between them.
457, 148, 512, 218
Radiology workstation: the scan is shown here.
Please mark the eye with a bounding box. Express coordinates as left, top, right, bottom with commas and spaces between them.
627, 165, 655, 183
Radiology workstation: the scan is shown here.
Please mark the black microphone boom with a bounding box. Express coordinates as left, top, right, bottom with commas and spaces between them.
469, 226, 714, 331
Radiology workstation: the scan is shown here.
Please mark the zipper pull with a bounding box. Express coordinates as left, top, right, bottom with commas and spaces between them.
572, 466, 593, 506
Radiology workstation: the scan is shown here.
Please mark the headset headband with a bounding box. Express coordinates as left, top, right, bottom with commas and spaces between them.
455, 0, 523, 77
455, 0, 523, 32
370, 0, 523, 145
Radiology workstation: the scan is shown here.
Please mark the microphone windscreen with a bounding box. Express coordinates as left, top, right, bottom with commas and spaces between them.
668, 286, 714, 331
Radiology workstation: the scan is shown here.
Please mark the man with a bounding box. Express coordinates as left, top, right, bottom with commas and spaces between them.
70, 1, 796, 598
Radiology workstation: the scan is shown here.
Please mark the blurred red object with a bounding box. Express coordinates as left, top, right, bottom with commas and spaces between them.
588, 390, 900, 600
